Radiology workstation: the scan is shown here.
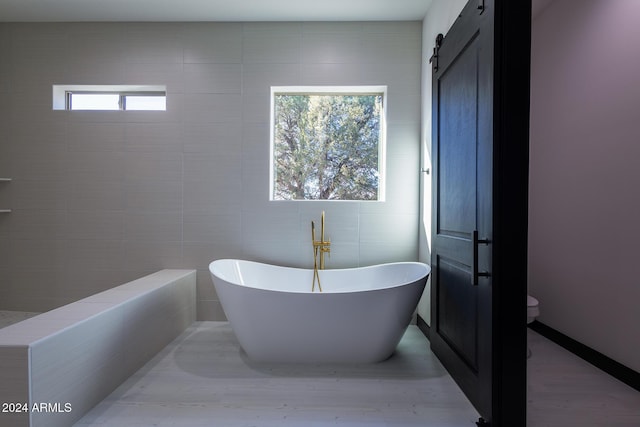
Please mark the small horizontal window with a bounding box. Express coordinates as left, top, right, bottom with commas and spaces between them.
124, 95, 166, 111
68, 93, 120, 111
53, 85, 166, 111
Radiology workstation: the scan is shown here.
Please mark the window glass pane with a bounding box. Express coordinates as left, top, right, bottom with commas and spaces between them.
125, 95, 166, 111
272, 91, 384, 201
70, 93, 120, 110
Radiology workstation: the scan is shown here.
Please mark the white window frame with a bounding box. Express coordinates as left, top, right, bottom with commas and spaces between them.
269, 85, 387, 202
52, 85, 167, 111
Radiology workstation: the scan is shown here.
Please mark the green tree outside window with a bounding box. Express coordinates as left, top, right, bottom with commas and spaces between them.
272, 92, 384, 200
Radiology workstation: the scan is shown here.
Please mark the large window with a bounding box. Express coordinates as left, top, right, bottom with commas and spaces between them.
270, 86, 386, 201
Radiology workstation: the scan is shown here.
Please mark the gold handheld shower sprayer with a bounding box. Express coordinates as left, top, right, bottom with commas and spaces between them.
311, 211, 331, 292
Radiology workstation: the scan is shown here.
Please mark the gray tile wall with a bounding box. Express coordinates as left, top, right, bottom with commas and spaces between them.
0, 21, 422, 320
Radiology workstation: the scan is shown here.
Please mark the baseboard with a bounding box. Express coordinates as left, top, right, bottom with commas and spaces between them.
416, 314, 430, 339
528, 321, 640, 392
416, 316, 639, 392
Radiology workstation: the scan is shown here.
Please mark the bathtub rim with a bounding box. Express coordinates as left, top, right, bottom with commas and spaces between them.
209, 258, 431, 295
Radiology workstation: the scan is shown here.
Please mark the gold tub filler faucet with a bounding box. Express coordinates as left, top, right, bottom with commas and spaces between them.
311, 211, 331, 292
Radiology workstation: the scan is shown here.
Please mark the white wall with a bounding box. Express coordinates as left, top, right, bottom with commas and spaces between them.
529, 0, 640, 372
0, 22, 423, 320
417, 0, 468, 325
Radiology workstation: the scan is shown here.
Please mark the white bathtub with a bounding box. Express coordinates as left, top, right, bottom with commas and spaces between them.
209, 259, 430, 363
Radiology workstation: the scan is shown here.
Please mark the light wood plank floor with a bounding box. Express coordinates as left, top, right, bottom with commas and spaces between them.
62, 322, 639, 427
74, 322, 480, 426
527, 329, 640, 426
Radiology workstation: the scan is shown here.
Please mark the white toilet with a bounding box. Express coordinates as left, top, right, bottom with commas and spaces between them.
527, 295, 540, 324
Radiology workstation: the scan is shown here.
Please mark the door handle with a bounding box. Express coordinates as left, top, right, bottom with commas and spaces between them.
472, 230, 491, 286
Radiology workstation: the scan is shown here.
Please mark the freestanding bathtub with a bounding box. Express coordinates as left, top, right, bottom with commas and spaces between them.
209, 259, 430, 363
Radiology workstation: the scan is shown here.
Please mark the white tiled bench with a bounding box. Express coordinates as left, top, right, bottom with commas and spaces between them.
0, 269, 196, 427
